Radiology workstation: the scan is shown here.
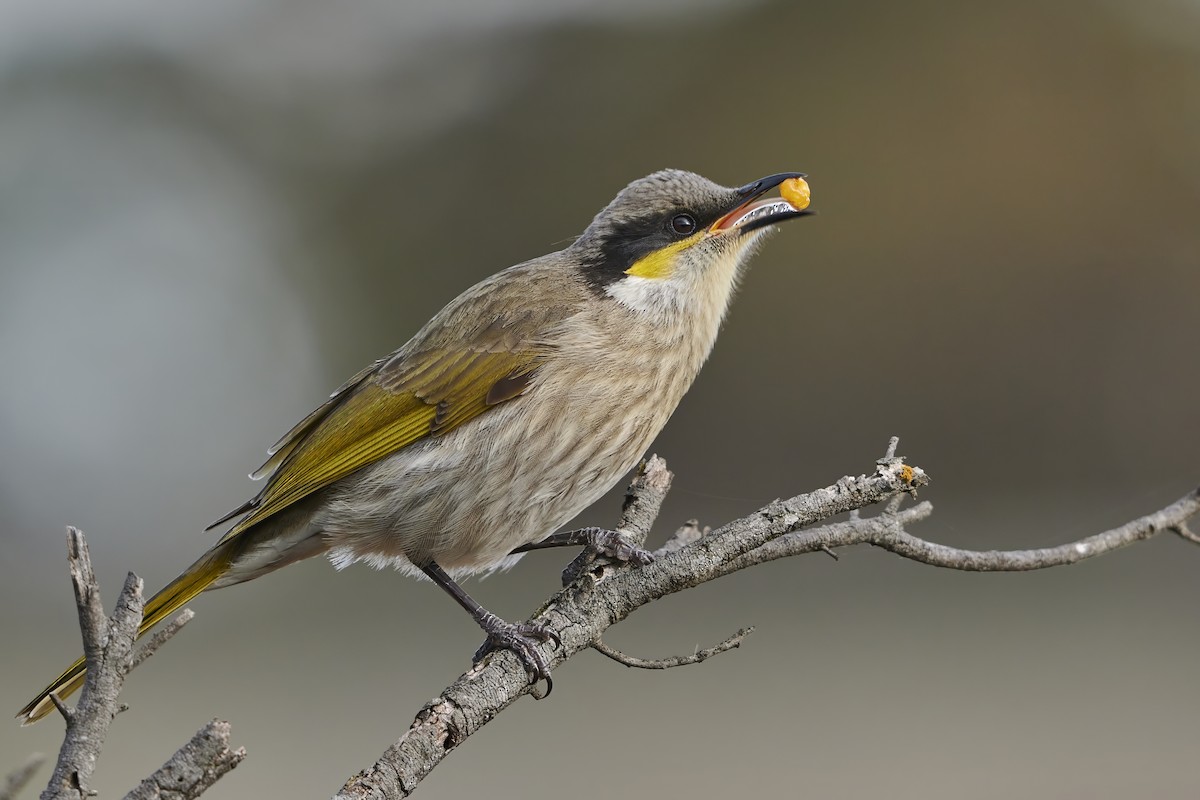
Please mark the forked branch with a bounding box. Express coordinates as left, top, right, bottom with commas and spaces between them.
34, 530, 243, 800
334, 440, 1199, 799
13, 440, 1196, 800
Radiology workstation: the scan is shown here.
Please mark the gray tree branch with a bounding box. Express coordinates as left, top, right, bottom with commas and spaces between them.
128, 609, 194, 673
41, 529, 144, 800
591, 627, 754, 669
16, 440, 1197, 800
333, 444, 930, 799
334, 441, 1199, 800
35, 529, 242, 800
123, 720, 245, 800
720, 489, 1200, 575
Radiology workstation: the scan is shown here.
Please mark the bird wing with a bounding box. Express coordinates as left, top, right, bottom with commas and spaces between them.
212, 348, 545, 541
210, 278, 573, 541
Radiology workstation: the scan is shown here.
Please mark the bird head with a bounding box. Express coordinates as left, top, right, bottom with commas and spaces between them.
571, 169, 811, 319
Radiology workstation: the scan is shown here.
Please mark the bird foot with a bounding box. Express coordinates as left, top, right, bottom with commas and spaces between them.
558, 527, 654, 586
473, 615, 561, 695
579, 527, 655, 565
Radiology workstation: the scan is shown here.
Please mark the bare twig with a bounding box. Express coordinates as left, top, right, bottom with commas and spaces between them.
883, 435, 899, 459
122, 720, 245, 800
717, 486, 1200, 575
1, 754, 45, 800
42, 529, 144, 800
128, 610, 194, 672
592, 627, 754, 669
36, 530, 242, 800
864, 489, 1200, 569
723, 502, 935, 573
1173, 520, 1200, 546
616, 454, 674, 547
654, 519, 707, 556
47, 694, 72, 725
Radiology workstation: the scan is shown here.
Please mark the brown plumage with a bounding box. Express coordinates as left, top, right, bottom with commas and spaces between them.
18, 169, 811, 723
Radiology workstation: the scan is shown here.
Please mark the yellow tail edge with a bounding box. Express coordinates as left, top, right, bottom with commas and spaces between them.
17, 549, 230, 725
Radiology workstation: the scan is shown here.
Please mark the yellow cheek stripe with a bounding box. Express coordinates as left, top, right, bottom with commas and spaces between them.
624, 233, 702, 279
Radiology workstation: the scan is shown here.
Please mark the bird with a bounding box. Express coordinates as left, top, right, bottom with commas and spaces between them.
18, 168, 812, 724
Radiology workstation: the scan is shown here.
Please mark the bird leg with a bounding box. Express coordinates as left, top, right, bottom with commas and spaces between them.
511, 526, 654, 565
420, 561, 561, 693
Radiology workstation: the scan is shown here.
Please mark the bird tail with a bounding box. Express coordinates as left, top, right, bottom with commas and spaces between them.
16, 545, 234, 725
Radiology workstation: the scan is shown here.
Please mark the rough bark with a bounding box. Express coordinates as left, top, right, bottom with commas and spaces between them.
34, 530, 242, 800
12, 439, 1197, 800
123, 720, 245, 800
332, 440, 1198, 799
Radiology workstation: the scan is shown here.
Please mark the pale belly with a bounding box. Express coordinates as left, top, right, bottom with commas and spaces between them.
315, 385, 668, 577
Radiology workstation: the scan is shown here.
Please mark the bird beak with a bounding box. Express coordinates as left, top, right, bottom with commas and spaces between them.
709, 172, 813, 235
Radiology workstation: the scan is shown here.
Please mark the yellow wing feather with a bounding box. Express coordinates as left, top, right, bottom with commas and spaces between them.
220, 347, 543, 540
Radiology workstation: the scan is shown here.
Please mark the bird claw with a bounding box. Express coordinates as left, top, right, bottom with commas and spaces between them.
474, 618, 561, 695
585, 528, 654, 565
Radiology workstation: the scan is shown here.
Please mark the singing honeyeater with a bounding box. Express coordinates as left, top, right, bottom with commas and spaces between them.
18, 169, 812, 723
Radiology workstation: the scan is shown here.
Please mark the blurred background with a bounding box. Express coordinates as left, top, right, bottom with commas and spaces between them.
2, 0, 1198, 797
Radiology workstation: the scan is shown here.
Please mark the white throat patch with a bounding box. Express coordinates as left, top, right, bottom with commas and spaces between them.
604, 232, 767, 324
605, 274, 685, 319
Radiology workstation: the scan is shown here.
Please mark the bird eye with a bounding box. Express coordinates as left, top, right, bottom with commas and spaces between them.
670, 213, 697, 236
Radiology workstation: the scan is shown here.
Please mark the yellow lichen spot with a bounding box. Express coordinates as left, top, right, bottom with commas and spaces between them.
780, 177, 811, 211
899, 464, 915, 485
